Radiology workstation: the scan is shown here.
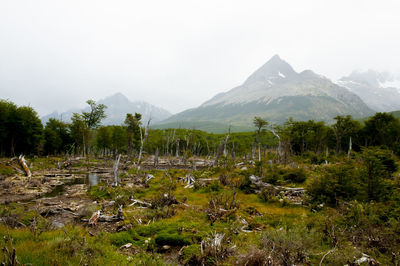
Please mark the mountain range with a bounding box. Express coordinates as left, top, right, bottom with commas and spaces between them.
338, 70, 400, 112
158, 55, 375, 128
41, 93, 172, 125
42, 55, 400, 132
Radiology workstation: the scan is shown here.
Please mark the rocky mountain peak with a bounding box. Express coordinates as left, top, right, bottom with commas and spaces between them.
243, 54, 297, 86
100, 92, 131, 106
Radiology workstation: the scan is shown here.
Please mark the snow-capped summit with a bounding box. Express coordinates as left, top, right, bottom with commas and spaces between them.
161, 55, 373, 125
338, 70, 400, 112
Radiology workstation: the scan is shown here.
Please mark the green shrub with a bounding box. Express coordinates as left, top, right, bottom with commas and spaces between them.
306, 163, 360, 205
239, 175, 254, 193
89, 184, 112, 200
155, 233, 191, 247
0, 164, 14, 176
108, 231, 136, 247
259, 186, 279, 202
283, 168, 306, 183
179, 244, 201, 265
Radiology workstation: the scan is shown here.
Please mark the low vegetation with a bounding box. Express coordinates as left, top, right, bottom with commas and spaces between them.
1, 99, 400, 265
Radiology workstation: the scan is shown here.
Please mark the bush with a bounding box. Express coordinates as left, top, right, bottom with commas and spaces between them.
259, 186, 279, 202
108, 231, 136, 247
261, 166, 307, 185
155, 233, 191, 247
88, 184, 112, 200
179, 244, 202, 265
263, 171, 280, 185
0, 164, 14, 177
306, 163, 360, 206
239, 176, 254, 193
282, 168, 306, 183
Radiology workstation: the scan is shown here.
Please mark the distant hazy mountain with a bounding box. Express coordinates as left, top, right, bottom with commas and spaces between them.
41, 93, 172, 125
160, 55, 374, 127
337, 70, 400, 112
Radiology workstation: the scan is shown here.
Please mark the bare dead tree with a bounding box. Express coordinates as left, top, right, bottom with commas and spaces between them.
214, 127, 231, 166
112, 154, 121, 187
137, 118, 151, 167
169, 129, 176, 156
268, 128, 282, 163
347, 136, 352, 159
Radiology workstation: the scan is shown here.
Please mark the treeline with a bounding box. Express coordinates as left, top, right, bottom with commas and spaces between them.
1, 98, 400, 158
277, 113, 400, 159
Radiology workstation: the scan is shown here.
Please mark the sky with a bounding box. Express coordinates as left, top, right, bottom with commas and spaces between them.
1, 0, 400, 116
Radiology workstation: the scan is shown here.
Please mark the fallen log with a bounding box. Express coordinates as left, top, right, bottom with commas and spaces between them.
129, 199, 152, 208
11, 166, 24, 175
249, 175, 306, 198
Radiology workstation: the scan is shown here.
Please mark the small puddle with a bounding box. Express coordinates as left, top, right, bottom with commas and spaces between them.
87, 173, 99, 186
41, 173, 100, 198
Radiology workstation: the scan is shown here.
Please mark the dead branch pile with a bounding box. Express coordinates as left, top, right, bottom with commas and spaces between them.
150, 192, 178, 209
249, 175, 305, 203
200, 232, 234, 263
205, 193, 237, 224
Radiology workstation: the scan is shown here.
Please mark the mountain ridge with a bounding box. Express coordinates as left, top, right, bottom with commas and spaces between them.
160, 55, 374, 127
41, 92, 172, 126
338, 70, 400, 112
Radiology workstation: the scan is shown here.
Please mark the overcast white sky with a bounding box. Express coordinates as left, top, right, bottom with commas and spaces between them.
1, 0, 400, 116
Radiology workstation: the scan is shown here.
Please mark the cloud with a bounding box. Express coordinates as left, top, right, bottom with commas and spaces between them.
0, 0, 399, 115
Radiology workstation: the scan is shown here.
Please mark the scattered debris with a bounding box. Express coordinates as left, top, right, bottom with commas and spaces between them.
351, 253, 380, 265
87, 206, 125, 225
120, 243, 133, 249
249, 175, 305, 204
145, 174, 154, 183
179, 174, 195, 188
129, 199, 152, 208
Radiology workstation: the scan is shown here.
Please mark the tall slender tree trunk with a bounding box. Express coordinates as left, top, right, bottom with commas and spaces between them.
347, 137, 352, 159
137, 119, 151, 167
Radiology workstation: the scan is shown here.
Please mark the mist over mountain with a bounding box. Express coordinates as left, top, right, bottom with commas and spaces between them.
159, 55, 374, 127
41, 93, 172, 125
338, 70, 400, 112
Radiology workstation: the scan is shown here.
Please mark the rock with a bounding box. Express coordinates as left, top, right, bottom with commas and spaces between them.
51, 220, 65, 229
120, 243, 133, 249
161, 245, 171, 251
